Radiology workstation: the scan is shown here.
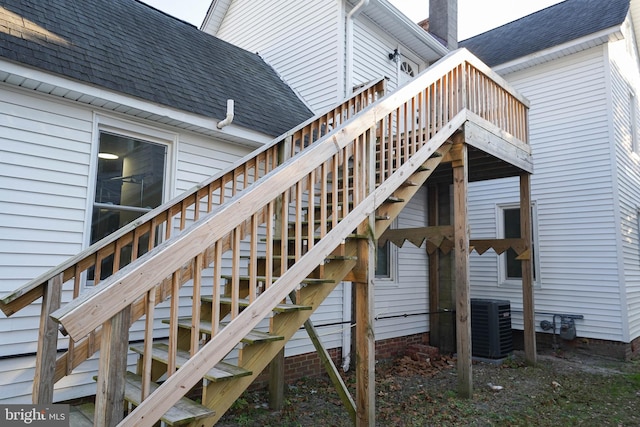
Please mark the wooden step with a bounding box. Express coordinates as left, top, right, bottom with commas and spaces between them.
202, 295, 312, 314
130, 342, 251, 382
168, 317, 284, 344
123, 371, 215, 426
219, 275, 334, 286
384, 196, 404, 203
241, 254, 356, 262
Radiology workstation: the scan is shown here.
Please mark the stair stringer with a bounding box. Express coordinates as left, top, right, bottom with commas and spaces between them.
201, 243, 359, 425
116, 111, 467, 426
375, 140, 454, 239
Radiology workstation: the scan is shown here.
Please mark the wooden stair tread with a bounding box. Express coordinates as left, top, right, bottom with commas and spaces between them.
219, 275, 334, 285
169, 317, 284, 344
267, 233, 368, 242
241, 254, 356, 261
130, 342, 251, 382
123, 371, 215, 426
201, 296, 312, 313
385, 196, 404, 203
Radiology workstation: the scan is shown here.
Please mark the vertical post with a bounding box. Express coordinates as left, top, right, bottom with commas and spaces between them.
94, 307, 131, 427
355, 235, 375, 426
33, 273, 63, 404
451, 136, 472, 398
268, 134, 293, 410
427, 186, 440, 348
520, 173, 537, 365
355, 126, 376, 426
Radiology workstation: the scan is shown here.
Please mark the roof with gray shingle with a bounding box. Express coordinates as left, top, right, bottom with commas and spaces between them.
0, 0, 313, 136
460, 0, 630, 67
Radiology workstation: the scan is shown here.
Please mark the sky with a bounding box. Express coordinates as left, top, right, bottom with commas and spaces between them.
140, 0, 565, 40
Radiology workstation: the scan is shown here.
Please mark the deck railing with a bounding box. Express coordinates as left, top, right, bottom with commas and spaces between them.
49, 48, 529, 425
0, 78, 385, 402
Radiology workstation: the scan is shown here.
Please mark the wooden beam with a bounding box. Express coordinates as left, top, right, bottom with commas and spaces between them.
268, 349, 285, 410
94, 307, 131, 427
33, 273, 63, 404
464, 113, 533, 173
452, 140, 472, 398
428, 186, 440, 350
379, 226, 453, 248
302, 318, 356, 423
286, 290, 356, 422
354, 235, 375, 427
520, 173, 537, 365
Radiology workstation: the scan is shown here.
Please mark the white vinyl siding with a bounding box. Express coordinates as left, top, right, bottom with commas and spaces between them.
0, 85, 264, 403
0, 87, 92, 359
209, 0, 342, 113
608, 29, 640, 342
375, 187, 429, 340
352, 17, 424, 92
468, 46, 624, 341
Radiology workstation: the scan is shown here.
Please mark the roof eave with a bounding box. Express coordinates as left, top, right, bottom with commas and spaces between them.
201, 0, 232, 31
0, 59, 271, 148
493, 25, 625, 74
360, 0, 449, 62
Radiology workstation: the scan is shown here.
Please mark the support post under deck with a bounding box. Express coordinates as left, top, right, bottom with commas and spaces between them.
520, 173, 537, 365
452, 137, 472, 398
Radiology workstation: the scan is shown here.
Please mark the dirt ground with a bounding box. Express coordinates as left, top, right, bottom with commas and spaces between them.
217, 347, 640, 426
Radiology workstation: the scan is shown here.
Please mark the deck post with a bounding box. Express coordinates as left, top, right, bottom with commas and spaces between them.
268, 135, 293, 409
520, 173, 537, 365
94, 307, 131, 427
33, 273, 63, 404
354, 235, 375, 426
451, 136, 472, 398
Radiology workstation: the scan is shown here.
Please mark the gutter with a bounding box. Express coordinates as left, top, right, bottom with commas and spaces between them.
345, 0, 369, 97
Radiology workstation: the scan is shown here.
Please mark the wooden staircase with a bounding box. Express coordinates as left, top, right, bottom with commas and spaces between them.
0, 48, 530, 426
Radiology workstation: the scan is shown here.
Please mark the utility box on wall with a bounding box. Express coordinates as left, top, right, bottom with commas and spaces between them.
471, 299, 513, 359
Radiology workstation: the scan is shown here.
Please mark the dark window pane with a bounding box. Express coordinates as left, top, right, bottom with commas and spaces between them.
376, 241, 390, 278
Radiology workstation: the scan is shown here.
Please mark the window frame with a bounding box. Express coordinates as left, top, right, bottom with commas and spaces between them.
84, 114, 177, 287
496, 202, 540, 287
375, 221, 398, 285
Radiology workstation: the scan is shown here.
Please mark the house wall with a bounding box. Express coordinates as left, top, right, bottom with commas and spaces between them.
608, 17, 640, 342
468, 45, 626, 342
352, 15, 424, 92
375, 186, 430, 340
0, 84, 253, 402
205, 0, 343, 113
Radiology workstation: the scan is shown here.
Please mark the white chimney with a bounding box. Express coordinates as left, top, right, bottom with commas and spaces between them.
429, 0, 458, 50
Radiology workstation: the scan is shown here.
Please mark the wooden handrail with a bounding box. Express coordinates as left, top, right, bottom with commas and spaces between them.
43, 48, 530, 426
0, 78, 386, 318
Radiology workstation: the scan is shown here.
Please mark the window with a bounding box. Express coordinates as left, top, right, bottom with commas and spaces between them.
375, 240, 391, 278
497, 203, 538, 285
400, 61, 415, 78
89, 131, 167, 280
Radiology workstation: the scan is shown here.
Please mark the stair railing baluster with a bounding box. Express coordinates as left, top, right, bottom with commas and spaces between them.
191, 254, 203, 355
141, 288, 155, 400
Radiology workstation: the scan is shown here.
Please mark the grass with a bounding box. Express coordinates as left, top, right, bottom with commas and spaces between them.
216, 352, 640, 426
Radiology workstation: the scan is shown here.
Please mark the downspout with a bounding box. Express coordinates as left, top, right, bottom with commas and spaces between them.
342, 0, 368, 371
216, 99, 235, 129
345, 0, 369, 98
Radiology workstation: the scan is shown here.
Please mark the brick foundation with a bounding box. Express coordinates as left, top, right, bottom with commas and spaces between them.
251, 332, 430, 389
512, 330, 639, 361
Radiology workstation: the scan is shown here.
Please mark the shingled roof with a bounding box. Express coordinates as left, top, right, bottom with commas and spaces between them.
460, 0, 630, 67
0, 0, 312, 136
